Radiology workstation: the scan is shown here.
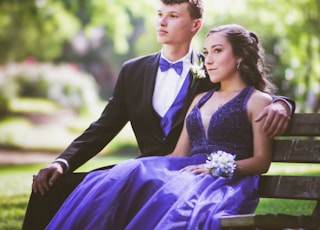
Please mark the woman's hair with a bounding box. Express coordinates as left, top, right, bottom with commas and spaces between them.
206, 24, 276, 94
161, 0, 204, 19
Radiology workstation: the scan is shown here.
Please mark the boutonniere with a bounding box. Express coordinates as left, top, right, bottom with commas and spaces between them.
190, 59, 206, 87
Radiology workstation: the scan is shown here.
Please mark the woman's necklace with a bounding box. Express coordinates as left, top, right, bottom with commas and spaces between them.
218, 92, 224, 109
217, 89, 242, 109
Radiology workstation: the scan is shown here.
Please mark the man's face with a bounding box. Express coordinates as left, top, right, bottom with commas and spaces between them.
156, 2, 200, 46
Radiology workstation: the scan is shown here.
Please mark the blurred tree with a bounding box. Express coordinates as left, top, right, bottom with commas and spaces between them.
269, 0, 320, 112
0, 0, 319, 111
243, 0, 320, 112
200, 0, 320, 112
0, 0, 155, 98
55, 0, 156, 98
0, 0, 80, 62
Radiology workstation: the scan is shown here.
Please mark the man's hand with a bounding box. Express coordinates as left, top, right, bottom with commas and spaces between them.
255, 100, 291, 137
32, 162, 64, 196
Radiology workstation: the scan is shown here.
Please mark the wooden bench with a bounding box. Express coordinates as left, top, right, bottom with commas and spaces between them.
221, 113, 320, 230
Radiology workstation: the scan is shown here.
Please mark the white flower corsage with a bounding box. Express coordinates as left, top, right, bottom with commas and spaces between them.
206, 151, 236, 178
190, 60, 206, 87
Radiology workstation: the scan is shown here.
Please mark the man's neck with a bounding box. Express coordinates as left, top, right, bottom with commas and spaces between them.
162, 44, 191, 62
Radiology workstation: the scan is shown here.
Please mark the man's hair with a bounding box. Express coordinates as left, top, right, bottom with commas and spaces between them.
161, 0, 204, 19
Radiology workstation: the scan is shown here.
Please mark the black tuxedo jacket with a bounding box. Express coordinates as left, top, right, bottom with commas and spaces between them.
60, 52, 215, 171
59, 52, 295, 172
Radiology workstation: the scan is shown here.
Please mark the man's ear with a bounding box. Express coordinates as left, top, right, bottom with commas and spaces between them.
192, 19, 203, 33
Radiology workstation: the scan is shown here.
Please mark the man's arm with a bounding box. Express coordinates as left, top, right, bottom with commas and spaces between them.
32, 66, 130, 195
272, 96, 295, 114
255, 96, 295, 137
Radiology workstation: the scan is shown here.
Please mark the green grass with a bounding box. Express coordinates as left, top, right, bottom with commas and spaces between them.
0, 117, 138, 153
0, 164, 40, 230
0, 194, 27, 230
256, 199, 316, 215
255, 162, 320, 215
0, 155, 134, 230
0, 117, 79, 152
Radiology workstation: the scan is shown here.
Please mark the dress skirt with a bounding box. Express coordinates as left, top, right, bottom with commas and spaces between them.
46, 154, 259, 230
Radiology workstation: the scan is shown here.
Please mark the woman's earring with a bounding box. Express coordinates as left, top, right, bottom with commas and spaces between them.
236, 62, 241, 70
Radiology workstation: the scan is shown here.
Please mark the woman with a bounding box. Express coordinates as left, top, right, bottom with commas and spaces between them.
46, 24, 273, 230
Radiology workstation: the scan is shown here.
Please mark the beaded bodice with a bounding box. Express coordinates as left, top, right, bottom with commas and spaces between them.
186, 86, 254, 160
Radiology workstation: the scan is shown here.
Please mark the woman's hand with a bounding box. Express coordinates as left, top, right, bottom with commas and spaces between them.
180, 164, 211, 176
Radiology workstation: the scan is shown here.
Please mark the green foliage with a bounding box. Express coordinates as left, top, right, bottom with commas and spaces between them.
0, 118, 32, 150
0, 0, 319, 111
9, 98, 60, 114
0, 115, 84, 152
0, 62, 100, 115
0, 0, 80, 62
0, 76, 17, 115
200, 0, 320, 112
249, 0, 320, 112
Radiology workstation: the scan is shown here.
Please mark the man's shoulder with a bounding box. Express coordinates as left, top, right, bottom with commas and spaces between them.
123, 52, 160, 66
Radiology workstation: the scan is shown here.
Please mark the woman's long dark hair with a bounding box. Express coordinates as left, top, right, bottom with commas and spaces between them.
206, 24, 276, 94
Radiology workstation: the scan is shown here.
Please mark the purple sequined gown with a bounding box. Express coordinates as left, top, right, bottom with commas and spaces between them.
46, 86, 259, 230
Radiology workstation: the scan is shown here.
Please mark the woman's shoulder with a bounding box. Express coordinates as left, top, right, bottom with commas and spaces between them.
250, 89, 272, 104
247, 89, 272, 112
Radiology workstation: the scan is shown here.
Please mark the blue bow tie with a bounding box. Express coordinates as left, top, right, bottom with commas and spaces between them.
159, 58, 183, 75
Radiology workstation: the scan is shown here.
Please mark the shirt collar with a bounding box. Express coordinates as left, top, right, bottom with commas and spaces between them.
160, 47, 193, 65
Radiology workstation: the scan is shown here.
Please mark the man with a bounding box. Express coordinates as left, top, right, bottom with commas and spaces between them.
23, 0, 294, 229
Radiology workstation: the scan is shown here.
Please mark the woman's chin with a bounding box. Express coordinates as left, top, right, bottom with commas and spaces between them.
209, 77, 220, 84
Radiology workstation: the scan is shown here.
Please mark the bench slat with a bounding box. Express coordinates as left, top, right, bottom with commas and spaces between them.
272, 139, 320, 163
221, 113, 320, 229
283, 113, 320, 136
221, 214, 320, 229
258, 176, 320, 200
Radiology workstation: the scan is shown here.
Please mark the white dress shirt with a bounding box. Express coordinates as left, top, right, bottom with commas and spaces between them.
153, 49, 193, 117
58, 49, 195, 172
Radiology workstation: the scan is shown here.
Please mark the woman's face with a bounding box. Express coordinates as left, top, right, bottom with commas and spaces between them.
203, 32, 240, 83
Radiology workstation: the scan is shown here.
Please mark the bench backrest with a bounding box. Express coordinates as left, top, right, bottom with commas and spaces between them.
258, 113, 320, 218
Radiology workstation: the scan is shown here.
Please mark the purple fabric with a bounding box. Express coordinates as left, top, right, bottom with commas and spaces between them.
46, 86, 260, 230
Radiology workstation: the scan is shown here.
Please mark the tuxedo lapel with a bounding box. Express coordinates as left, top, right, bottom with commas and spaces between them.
142, 54, 160, 103
141, 53, 161, 115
